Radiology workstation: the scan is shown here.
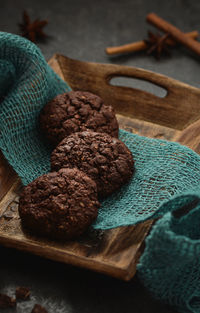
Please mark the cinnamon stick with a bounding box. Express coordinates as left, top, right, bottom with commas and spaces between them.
146, 13, 200, 56
106, 31, 198, 55
106, 40, 147, 55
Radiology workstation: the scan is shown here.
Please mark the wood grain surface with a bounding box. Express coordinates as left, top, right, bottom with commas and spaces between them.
0, 55, 199, 281
55, 54, 200, 130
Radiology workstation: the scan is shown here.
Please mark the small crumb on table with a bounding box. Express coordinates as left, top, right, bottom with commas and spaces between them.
0, 293, 16, 308
16, 286, 30, 300
31, 304, 48, 313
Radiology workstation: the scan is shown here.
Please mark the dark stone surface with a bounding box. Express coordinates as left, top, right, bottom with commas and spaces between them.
0, 0, 199, 312
0, 246, 176, 313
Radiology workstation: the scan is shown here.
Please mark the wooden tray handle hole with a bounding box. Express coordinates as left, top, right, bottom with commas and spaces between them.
109, 76, 167, 98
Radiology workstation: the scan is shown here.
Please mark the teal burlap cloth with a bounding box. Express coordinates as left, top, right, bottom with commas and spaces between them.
0, 32, 71, 183
137, 193, 200, 313
1, 32, 200, 313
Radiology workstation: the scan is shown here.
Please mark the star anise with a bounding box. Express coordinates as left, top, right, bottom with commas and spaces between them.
145, 31, 171, 59
19, 10, 48, 43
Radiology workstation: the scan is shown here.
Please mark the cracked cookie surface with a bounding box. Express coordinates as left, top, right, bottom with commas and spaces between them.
51, 131, 134, 197
18, 168, 100, 240
39, 90, 119, 146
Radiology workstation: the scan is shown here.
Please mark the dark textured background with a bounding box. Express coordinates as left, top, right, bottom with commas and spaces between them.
0, 0, 199, 312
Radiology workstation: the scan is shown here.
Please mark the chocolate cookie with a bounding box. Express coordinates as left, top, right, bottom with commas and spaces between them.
39, 91, 119, 146
18, 168, 100, 240
51, 131, 134, 197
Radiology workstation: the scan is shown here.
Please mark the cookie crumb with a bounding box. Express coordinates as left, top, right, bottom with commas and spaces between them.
31, 304, 48, 313
0, 293, 16, 308
16, 286, 30, 300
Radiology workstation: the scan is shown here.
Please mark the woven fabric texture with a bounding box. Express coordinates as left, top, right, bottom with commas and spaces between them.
0, 32, 70, 184
94, 130, 200, 229
137, 192, 200, 313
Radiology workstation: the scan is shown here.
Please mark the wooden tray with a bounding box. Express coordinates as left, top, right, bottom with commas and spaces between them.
1, 54, 200, 281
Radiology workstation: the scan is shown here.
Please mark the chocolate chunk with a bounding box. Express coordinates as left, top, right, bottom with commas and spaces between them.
31, 304, 48, 313
39, 91, 119, 146
16, 286, 30, 300
0, 293, 16, 308
18, 168, 100, 240
51, 131, 134, 197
